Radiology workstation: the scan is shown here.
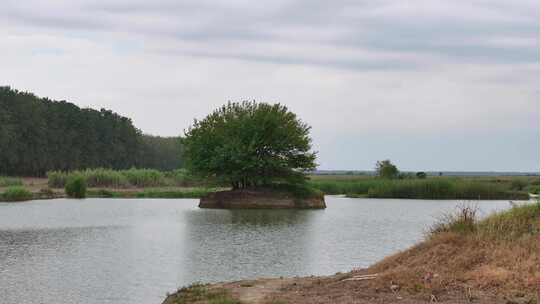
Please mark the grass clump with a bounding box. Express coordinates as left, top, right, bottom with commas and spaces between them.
166, 283, 241, 304
122, 168, 165, 187
0, 176, 23, 187
430, 205, 478, 235
2, 186, 33, 202
65, 176, 87, 198
47, 171, 70, 188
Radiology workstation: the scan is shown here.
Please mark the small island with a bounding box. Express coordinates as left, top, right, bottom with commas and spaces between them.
199, 188, 326, 209
183, 101, 325, 209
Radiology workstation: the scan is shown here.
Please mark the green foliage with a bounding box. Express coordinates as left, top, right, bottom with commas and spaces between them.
267, 183, 324, 199
375, 160, 399, 179
48, 168, 175, 188
138, 135, 183, 171
366, 179, 529, 200
65, 176, 87, 198
121, 168, 165, 187
0, 87, 182, 176
0, 176, 23, 187
80, 168, 130, 188
47, 171, 69, 188
510, 179, 527, 191
2, 186, 33, 202
527, 185, 540, 194
183, 101, 317, 189
135, 188, 215, 199
169, 283, 241, 304
416, 172, 427, 179
309, 176, 530, 200
308, 179, 382, 195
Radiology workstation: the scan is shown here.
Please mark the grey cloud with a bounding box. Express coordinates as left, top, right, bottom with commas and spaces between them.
3, 0, 540, 68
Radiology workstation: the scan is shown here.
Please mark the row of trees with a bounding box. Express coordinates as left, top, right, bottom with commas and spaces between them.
0, 87, 182, 176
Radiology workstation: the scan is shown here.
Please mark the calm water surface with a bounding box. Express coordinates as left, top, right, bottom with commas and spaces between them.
0, 196, 513, 304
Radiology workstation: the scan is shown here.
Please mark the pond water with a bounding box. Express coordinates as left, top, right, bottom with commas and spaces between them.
0, 197, 514, 304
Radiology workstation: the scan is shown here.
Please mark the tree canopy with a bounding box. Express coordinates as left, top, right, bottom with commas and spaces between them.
375, 159, 399, 179
0, 87, 182, 176
183, 101, 317, 189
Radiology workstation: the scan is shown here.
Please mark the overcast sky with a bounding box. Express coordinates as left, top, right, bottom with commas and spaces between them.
1, 0, 539, 171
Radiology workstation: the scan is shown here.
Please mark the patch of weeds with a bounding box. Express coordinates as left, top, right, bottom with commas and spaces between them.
2, 186, 33, 202
170, 283, 241, 304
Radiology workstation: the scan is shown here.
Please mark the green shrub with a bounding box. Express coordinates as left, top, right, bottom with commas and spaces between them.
510, 179, 528, 191
416, 172, 427, 179
47, 171, 69, 188
0, 176, 23, 187
65, 176, 87, 198
2, 186, 33, 202
527, 185, 540, 194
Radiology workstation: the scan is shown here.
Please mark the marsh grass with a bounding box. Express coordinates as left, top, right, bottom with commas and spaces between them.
309, 177, 529, 200
0, 176, 23, 187
48, 168, 214, 189
367, 179, 529, 200
308, 179, 381, 195
2, 186, 33, 202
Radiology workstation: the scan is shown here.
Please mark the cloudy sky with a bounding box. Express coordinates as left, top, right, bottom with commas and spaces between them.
2, 0, 539, 171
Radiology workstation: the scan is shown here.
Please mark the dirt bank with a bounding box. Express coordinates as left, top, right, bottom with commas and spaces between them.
199, 189, 326, 209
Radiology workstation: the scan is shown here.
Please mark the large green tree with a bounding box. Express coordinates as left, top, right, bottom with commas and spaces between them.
183, 101, 317, 189
375, 159, 399, 179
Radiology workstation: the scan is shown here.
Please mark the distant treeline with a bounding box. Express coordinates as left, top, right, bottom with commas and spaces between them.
0, 87, 182, 176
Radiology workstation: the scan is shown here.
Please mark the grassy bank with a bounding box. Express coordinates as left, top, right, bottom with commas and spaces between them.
370, 201, 540, 300
308, 175, 532, 200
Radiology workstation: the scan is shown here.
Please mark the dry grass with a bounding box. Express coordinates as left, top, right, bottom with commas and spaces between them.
369, 201, 540, 301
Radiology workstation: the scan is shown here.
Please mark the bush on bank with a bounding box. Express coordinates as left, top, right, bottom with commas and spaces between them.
2, 186, 33, 202
65, 176, 87, 199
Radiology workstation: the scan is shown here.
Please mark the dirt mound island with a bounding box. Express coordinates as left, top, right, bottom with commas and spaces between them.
199, 188, 326, 209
